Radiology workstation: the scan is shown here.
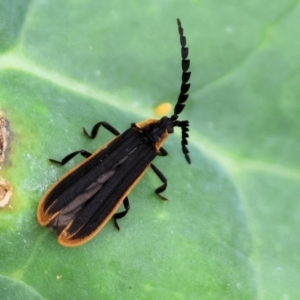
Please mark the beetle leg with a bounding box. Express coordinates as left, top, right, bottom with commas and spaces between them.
150, 164, 168, 201
157, 147, 168, 156
113, 197, 130, 230
49, 150, 92, 165
83, 121, 120, 139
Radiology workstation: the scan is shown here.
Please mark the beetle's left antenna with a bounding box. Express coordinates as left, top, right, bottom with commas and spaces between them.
171, 18, 191, 122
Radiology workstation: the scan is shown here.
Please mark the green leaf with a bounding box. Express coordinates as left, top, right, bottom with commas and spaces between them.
0, 1, 299, 299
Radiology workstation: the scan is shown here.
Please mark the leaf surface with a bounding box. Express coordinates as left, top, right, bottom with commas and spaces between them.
0, 1, 299, 299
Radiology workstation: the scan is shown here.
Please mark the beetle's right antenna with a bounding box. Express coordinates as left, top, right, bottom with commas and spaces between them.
172, 18, 191, 164
171, 18, 191, 122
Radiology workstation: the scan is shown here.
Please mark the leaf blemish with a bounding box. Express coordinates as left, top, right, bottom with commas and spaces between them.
0, 112, 13, 208
0, 178, 13, 208
0, 112, 10, 164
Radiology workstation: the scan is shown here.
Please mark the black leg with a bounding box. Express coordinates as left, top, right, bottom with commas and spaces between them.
150, 164, 168, 201
49, 150, 92, 165
113, 197, 130, 230
50, 121, 119, 165
83, 121, 120, 139
157, 147, 168, 156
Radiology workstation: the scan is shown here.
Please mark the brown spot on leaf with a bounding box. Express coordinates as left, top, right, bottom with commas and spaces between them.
0, 113, 9, 164
0, 112, 12, 208
0, 178, 13, 208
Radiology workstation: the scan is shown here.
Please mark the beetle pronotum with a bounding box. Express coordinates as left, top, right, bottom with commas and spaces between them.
37, 18, 191, 247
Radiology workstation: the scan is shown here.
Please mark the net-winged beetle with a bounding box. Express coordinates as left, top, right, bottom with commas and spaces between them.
37, 18, 191, 247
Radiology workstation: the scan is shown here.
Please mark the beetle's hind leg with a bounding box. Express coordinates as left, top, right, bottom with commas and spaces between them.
113, 197, 130, 230
83, 121, 120, 139
150, 164, 168, 201
49, 150, 92, 165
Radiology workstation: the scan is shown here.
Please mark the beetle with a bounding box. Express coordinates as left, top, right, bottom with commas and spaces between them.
37, 18, 191, 247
